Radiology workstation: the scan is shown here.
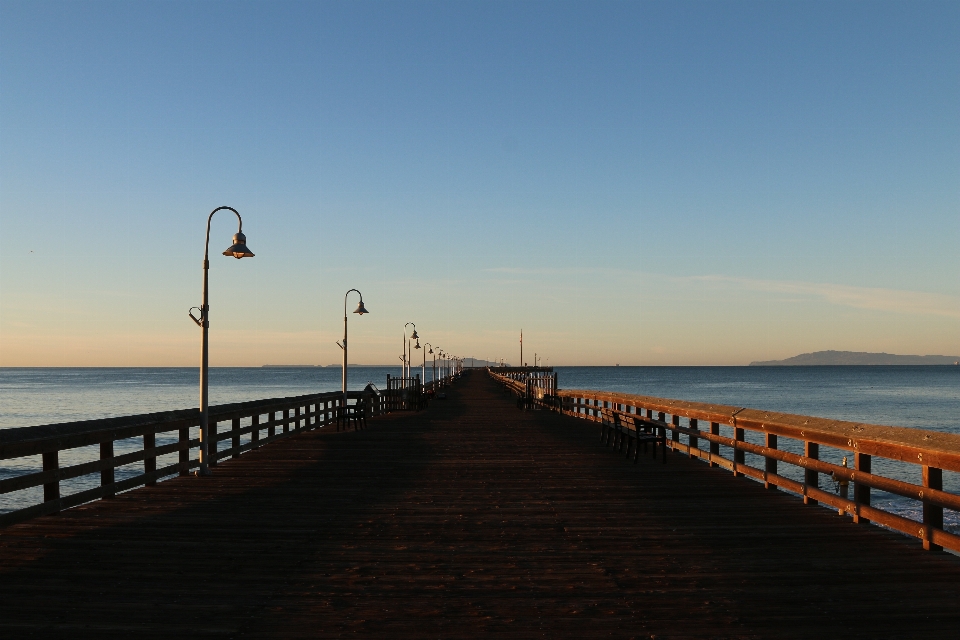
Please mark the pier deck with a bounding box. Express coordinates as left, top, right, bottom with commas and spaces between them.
2, 373, 959, 638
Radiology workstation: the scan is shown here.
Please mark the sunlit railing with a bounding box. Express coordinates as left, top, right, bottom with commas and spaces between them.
489, 369, 960, 553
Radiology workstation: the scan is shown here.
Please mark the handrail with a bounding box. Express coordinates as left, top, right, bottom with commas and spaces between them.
488, 370, 960, 554
0, 388, 387, 529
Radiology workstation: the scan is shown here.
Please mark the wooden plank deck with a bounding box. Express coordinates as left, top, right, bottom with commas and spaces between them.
2, 371, 959, 638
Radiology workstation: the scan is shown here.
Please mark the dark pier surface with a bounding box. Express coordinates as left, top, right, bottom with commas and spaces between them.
2, 373, 960, 638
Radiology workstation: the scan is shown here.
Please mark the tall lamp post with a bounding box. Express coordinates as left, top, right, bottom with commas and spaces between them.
337, 289, 369, 419
404, 323, 418, 379
188, 206, 254, 477
423, 343, 434, 387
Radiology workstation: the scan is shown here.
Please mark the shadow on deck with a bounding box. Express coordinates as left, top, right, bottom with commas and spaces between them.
1, 372, 959, 638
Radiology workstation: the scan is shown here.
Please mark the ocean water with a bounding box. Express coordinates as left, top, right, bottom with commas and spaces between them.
0, 366, 410, 429
1, 366, 958, 536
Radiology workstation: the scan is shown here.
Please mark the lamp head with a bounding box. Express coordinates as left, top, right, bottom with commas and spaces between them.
414, 341, 421, 350
353, 299, 369, 315
428, 348, 433, 354
223, 232, 255, 259
410, 329, 419, 340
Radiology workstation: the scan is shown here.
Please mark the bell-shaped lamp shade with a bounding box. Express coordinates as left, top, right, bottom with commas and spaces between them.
428, 348, 433, 354
415, 341, 421, 350
223, 232, 255, 259
353, 299, 369, 315
410, 329, 419, 340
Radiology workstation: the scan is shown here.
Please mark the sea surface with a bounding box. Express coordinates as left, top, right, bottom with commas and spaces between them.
1, 366, 958, 535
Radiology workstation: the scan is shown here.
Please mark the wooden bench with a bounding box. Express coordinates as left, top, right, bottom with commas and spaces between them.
338, 403, 366, 431
600, 408, 666, 464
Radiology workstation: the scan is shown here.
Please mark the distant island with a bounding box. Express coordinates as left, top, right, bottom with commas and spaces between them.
750, 350, 960, 366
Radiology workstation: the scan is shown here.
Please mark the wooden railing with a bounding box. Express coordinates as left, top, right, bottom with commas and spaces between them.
488, 367, 557, 405
0, 389, 387, 528
488, 370, 960, 554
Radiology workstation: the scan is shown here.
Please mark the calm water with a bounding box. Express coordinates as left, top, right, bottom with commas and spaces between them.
1, 366, 958, 534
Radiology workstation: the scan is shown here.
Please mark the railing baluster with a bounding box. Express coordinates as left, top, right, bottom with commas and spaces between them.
689, 418, 699, 458
733, 425, 745, 476
232, 418, 241, 459
764, 433, 777, 490
251, 414, 260, 448
804, 442, 818, 505
179, 426, 190, 476
42, 450, 60, 509
144, 430, 156, 486
923, 466, 943, 552
854, 452, 871, 524
101, 439, 115, 498
209, 421, 218, 467
710, 422, 720, 467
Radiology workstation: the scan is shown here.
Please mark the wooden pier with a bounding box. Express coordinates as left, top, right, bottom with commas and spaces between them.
2, 371, 960, 638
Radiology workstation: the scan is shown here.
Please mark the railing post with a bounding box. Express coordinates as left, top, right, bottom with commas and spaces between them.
294, 406, 301, 431
283, 409, 290, 434
101, 439, 115, 498
709, 422, 720, 467
209, 421, 218, 467
671, 415, 680, 450
251, 414, 260, 448
232, 417, 241, 459
732, 425, 745, 477
923, 466, 943, 552
804, 442, 819, 505
179, 426, 190, 476
764, 433, 777, 490
268, 411, 276, 438
689, 418, 699, 457
854, 452, 871, 524
42, 450, 60, 509
144, 430, 157, 486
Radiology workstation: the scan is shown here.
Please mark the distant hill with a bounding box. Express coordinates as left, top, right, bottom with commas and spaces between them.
750, 351, 960, 366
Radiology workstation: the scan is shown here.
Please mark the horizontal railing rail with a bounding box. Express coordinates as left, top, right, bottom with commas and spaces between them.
0, 388, 387, 529
487, 370, 960, 554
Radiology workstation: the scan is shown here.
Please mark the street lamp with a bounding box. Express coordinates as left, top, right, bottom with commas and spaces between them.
337, 289, 368, 421
188, 206, 254, 477
404, 322, 417, 379
423, 342, 434, 387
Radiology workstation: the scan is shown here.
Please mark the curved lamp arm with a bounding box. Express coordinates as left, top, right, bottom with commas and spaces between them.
205, 206, 244, 261
345, 288, 365, 317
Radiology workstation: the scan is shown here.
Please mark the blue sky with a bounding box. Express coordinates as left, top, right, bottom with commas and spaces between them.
1, 0, 957, 366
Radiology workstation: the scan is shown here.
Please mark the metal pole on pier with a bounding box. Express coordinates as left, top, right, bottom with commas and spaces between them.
189, 206, 255, 477
339, 289, 369, 427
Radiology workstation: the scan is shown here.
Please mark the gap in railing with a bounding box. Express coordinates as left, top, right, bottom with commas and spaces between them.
3, 486, 41, 515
